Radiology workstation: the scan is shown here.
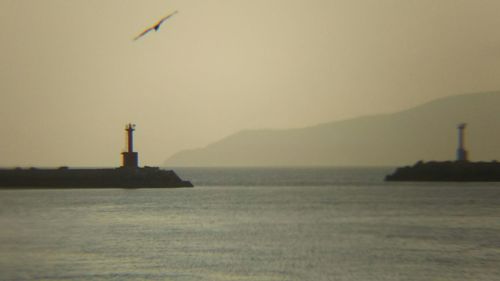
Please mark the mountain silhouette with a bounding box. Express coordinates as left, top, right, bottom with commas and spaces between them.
165, 92, 500, 167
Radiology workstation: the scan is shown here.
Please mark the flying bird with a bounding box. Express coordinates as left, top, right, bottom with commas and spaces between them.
134, 11, 178, 41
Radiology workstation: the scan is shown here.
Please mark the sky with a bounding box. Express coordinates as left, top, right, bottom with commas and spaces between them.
1, 0, 500, 167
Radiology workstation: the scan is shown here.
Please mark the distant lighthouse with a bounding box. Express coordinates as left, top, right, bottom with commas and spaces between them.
122, 123, 139, 168
456, 123, 468, 162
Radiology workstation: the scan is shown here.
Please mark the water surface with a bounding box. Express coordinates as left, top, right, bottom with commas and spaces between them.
0, 168, 499, 280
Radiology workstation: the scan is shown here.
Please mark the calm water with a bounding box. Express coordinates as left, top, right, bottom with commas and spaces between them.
0, 168, 499, 281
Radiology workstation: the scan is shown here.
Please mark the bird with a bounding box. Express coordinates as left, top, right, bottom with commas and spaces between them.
134, 11, 178, 41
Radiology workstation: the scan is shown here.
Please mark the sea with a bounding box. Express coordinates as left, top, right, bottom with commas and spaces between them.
0, 167, 499, 281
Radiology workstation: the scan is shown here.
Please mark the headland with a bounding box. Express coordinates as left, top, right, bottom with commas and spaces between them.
386, 123, 500, 182
0, 124, 193, 188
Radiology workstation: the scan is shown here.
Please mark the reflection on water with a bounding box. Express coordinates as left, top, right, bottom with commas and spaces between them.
0, 168, 499, 280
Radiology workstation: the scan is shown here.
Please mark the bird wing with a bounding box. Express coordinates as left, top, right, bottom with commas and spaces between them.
156, 11, 179, 29
134, 27, 154, 41
133, 11, 178, 41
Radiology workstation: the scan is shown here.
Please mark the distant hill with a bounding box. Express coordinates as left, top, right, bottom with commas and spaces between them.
165, 92, 500, 167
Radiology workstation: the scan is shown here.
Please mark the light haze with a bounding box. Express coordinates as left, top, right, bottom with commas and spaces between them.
1, 0, 500, 167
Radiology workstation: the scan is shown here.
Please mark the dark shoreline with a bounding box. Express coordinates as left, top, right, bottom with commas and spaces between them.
385, 161, 500, 182
0, 167, 193, 188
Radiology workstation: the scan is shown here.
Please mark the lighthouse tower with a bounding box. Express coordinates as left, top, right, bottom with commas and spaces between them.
456, 123, 468, 162
122, 123, 139, 168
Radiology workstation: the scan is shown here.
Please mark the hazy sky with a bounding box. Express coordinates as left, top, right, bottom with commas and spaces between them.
1, 0, 500, 167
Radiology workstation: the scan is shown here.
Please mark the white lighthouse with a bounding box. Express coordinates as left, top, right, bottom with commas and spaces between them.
456, 123, 468, 162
